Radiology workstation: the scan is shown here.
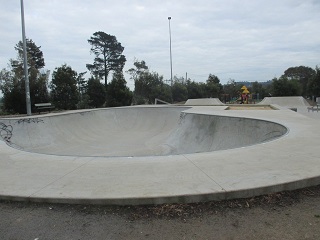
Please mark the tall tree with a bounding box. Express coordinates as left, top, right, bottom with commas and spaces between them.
106, 72, 132, 107
0, 39, 48, 113
76, 71, 88, 108
50, 64, 78, 110
250, 81, 269, 100
129, 60, 172, 104
307, 66, 320, 98
87, 77, 106, 108
13, 39, 45, 70
272, 76, 302, 96
186, 80, 206, 99
172, 81, 188, 103
127, 59, 149, 80
222, 79, 239, 102
87, 31, 126, 86
0, 67, 25, 113
205, 74, 222, 98
283, 66, 315, 96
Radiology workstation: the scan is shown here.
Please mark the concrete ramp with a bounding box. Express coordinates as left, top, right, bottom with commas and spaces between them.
258, 96, 310, 108
185, 98, 225, 105
1, 106, 286, 157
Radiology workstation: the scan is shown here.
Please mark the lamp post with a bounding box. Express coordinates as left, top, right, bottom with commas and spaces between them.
20, 0, 32, 116
168, 17, 173, 86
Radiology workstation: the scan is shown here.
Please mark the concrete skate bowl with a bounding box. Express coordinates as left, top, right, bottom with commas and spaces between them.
2, 106, 287, 157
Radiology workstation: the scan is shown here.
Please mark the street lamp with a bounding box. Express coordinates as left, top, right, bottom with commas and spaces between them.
168, 17, 173, 86
20, 0, 32, 115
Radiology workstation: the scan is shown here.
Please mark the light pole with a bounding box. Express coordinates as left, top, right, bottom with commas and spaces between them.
20, 0, 32, 116
168, 17, 173, 86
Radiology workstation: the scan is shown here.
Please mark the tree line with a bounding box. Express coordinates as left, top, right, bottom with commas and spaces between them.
0, 31, 320, 114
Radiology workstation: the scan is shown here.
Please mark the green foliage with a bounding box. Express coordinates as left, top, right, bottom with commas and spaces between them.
152, 83, 172, 104
76, 94, 90, 109
76, 72, 89, 109
222, 79, 239, 102
134, 71, 171, 104
1, 79, 26, 114
283, 66, 315, 96
186, 80, 206, 99
29, 70, 50, 105
127, 59, 148, 80
0, 39, 49, 114
77, 72, 87, 95
0, 68, 16, 96
251, 81, 268, 100
13, 38, 45, 70
86, 31, 126, 86
86, 77, 106, 108
272, 76, 302, 96
1, 68, 49, 114
307, 66, 320, 97
172, 82, 188, 102
204, 74, 223, 98
106, 72, 133, 107
50, 64, 79, 110
129, 60, 172, 104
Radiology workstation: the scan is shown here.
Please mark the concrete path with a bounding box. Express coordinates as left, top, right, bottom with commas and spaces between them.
0, 106, 320, 205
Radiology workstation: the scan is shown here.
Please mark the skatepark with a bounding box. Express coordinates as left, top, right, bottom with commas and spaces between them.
0, 97, 320, 205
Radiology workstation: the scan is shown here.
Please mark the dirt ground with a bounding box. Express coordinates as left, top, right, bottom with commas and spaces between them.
1, 185, 320, 240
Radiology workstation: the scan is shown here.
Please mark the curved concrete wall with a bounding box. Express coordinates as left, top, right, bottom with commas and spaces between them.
166, 112, 287, 154
0, 106, 287, 157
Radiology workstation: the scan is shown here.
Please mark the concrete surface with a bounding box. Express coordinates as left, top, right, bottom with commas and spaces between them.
185, 98, 225, 105
0, 105, 320, 205
258, 96, 310, 108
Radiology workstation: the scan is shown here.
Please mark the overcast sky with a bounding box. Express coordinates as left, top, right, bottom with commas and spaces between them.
1, 0, 320, 89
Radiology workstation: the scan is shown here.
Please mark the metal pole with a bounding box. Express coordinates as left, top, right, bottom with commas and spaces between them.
168, 17, 173, 86
20, 0, 32, 116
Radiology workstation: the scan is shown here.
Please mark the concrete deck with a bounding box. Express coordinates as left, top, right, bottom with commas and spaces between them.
0, 105, 320, 205
185, 98, 225, 105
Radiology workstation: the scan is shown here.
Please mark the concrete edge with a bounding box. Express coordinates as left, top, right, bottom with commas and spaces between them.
1, 176, 319, 206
